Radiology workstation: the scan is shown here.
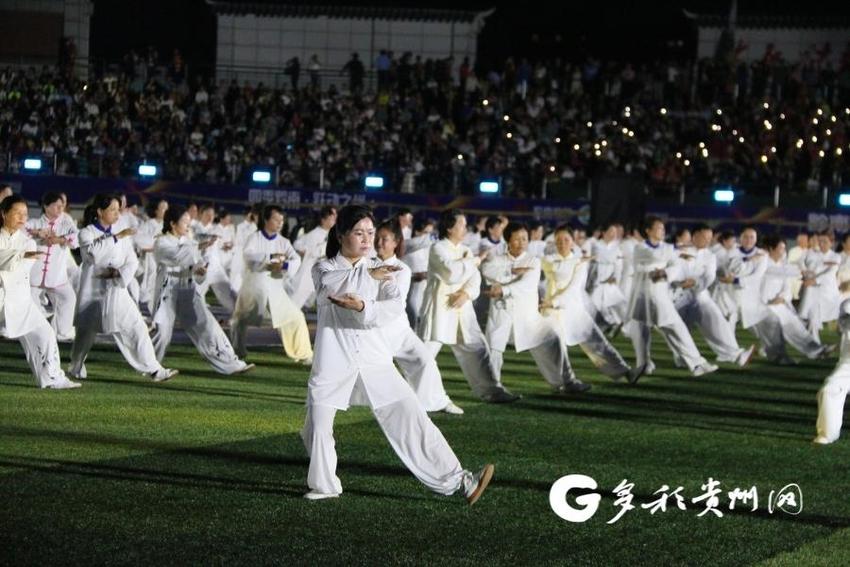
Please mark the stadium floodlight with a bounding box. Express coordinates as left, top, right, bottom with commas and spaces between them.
138, 164, 158, 177
23, 158, 42, 171
364, 175, 385, 190
478, 180, 500, 194
252, 170, 272, 183
838, 193, 850, 207
713, 189, 735, 203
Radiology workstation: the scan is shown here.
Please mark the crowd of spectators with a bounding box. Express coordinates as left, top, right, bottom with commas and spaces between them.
1, 43, 849, 198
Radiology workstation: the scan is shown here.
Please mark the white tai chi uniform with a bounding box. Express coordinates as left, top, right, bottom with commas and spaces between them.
301, 254, 477, 497
290, 226, 329, 309
401, 233, 433, 327
797, 248, 840, 343
0, 227, 75, 388
134, 217, 161, 307
417, 238, 515, 401
193, 221, 237, 313
27, 213, 79, 340
481, 249, 583, 389
230, 219, 257, 293
757, 256, 826, 362
70, 224, 168, 378
542, 250, 630, 378
787, 244, 807, 301
589, 239, 626, 328
815, 297, 850, 443
377, 255, 453, 412
113, 212, 141, 303
671, 246, 750, 364
231, 230, 313, 361
711, 245, 739, 327
626, 240, 711, 373
151, 234, 250, 374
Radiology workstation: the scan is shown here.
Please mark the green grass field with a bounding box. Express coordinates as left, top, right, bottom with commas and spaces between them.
2, 331, 850, 566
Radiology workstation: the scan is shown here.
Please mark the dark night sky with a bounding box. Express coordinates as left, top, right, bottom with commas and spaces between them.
89, 1, 850, 74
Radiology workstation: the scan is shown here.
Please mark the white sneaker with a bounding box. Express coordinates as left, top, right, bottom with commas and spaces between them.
441, 401, 464, 415
46, 379, 82, 390
466, 464, 495, 506
736, 345, 756, 367
233, 363, 256, 375
692, 363, 719, 377
67, 365, 86, 380
812, 436, 833, 445
304, 490, 340, 500
558, 380, 592, 394
151, 368, 179, 382
296, 357, 313, 366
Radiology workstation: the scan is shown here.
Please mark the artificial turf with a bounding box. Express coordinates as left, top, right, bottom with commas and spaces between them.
2, 331, 850, 566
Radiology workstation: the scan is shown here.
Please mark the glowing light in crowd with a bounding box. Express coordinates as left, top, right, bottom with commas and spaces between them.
457, 154, 464, 160
738, 137, 745, 143
595, 150, 602, 156
555, 137, 561, 143
796, 139, 804, 148
819, 150, 826, 157
503, 115, 510, 122
549, 166, 556, 172
716, 109, 723, 115
251, 170, 271, 183
839, 193, 850, 207
837, 148, 844, 156
817, 108, 824, 116
699, 142, 706, 149
826, 129, 832, 136
770, 146, 777, 153
701, 148, 709, 158
479, 181, 500, 194
763, 102, 769, 109
675, 152, 682, 159
621, 127, 629, 134
812, 136, 818, 143
760, 155, 768, 163
813, 118, 819, 125
138, 164, 157, 177
594, 143, 600, 150
573, 144, 580, 151
482, 99, 489, 106
23, 158, 42, 171
587, 121, 593, 128
601, 140, 608, 147
660, 108, 667, 115
763, 120, 772, 130
364, 175, 384, 189
627, 131, 634, 137
506, 132, 513, 139
714, 189, 734, 203
780, 113, 786, 120
683, 159, 690, 166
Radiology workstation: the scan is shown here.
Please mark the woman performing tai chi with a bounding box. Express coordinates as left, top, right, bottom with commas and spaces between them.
301, 205, 493, 503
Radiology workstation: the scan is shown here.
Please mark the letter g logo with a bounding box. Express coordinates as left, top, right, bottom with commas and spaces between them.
549, 474, 601, 522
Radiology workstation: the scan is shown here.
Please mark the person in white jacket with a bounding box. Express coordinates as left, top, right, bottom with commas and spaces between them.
710, 231, 739, 328
26, 192, 79, 341
814, 295, 850, 444
193, 203, 237, 314
0, 195, 79, 389
374, 220, 463, 414
540, 225, 640, 383
231, 205, 313, 364
301, 204, 494, 503
134, 198, 168, 309
626, 216, 717, 377
755, 234, 833, 364
669, 224, 755, 367
589, 223, 627, 333
417, 210, 520, 403
400, 216, 436, 327
230, 204, 262, 293
151, 205, 254, 375
69, 194, 178, 382
797, 231, 840, 343
290, 205, 337, 309
482, 222, 591, 393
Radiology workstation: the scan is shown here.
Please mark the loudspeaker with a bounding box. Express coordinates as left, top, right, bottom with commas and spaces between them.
590, 174, 646, 230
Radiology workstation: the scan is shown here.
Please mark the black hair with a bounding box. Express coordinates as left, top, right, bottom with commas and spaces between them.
0, 194, 27, 224
437, 209, 465, 240
145, 198, 167, 219
376, 219, 405, 258
643, 216, 664, 236
41, 191, 63, 209
163, 204, 188, 234
413, 216, 436, 234
326, 204, 376, 258
258, 204, 285, 232
553, 223, 574, 236
503, 222, 529, 243
760, 233, 783, 251
82, 193, 119, 227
